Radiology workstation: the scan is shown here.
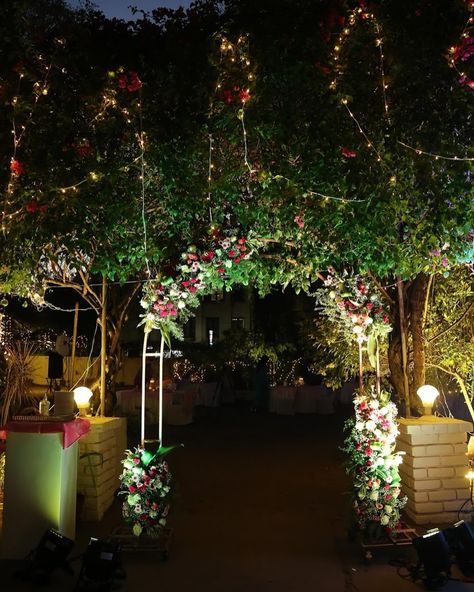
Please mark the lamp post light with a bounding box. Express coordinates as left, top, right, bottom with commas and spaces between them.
417, 384, 440, 416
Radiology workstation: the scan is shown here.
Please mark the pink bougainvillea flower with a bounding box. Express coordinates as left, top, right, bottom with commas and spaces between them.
10, 159, 24, 175
294, 215, 305, 229
341, 147, 357, 158
441, 257, 449, 267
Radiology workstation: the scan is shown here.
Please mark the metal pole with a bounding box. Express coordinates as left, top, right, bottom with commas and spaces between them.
159, 334, 164, 447
70, 301, 79, 388
140, 331, 149, 448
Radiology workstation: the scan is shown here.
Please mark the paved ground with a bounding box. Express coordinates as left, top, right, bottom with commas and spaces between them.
2, 403, 474, 591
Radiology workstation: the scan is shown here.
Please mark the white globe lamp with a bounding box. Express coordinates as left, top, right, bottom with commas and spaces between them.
74, 386, 93, 417
417, 384, 439, 416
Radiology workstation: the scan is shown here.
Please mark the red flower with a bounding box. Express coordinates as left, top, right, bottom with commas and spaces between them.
189, 286, 197, 293
364, 446, 373, 456
366, 460, 373, 466
234, 257, 241, 264
217, 267, 225, 274
341, 147, 357, 158
39, 205, 48, 213
75, 143, 92, 157
10, 159, 24, 175
129, 485, 137, 493
25, 201, 38, 213
227, 250, 236, 258
237, 237, 246, 244
127, 71, 142, 92
239, 89, 251, 103
118, 74, 127, 89
366, 302, 373, 311
181, 280, 190, 288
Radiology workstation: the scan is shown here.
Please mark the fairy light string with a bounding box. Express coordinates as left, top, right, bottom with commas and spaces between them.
2, 39, 66, 233
329, 4, 473, 166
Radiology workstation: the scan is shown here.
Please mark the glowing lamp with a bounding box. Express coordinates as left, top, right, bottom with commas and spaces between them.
74, 386, 93, 416
417, 384, 439, 416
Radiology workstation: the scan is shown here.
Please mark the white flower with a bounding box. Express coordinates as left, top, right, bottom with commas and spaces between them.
384, 505, 393, 514
147, 313, 155, 321
134, 504, 142, 513
178, 301, 186, 309
355, 421, 365, 431
140, 299, 148, 309
380, 515, 390, 526
365, 420, 376, 431
369, 491, 378, 501
365, 317, 373, 325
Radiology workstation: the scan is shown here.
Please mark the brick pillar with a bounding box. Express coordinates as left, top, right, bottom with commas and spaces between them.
77, 417, 127, 521
397, 416, 472, 525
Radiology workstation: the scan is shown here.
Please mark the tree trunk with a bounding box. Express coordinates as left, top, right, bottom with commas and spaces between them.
408, 273, 430, 409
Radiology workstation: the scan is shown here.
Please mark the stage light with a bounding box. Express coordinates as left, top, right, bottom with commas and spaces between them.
76, 537, 125, 589
17, 529, 74, 584
412, 529, 451, 589
445, 520, 474, 576
417, 384, 439, 416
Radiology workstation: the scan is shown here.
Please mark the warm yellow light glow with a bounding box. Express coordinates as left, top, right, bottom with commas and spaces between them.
466, 470, 474, 481
74, 386, 93, 416
417, 384, 439, 416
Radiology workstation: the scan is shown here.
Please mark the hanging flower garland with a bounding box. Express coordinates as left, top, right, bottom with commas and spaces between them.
119, 447, 173, 538
342, 389, 406, 536
316, 270, 391, 352
139, 228, 258, 344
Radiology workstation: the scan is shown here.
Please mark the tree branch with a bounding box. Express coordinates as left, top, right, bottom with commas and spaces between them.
428, 298, 474, 344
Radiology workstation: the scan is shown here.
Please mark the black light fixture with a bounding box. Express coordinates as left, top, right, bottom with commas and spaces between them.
17, 528, 74, 585
445, 520, 474, 576
75, 537, 125, 590
412, 529, 451, 590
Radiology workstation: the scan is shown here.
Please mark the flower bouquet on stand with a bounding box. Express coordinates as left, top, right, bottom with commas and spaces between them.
113, 445, 180, 557
343, 388, 407, 542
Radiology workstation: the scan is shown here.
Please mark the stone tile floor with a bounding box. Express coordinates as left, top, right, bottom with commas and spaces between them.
1, 404, 474, 591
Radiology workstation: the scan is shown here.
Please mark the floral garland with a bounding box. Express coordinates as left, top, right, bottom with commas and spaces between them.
321, 270, 391, 343
119, 447, 172, 538
342, 389, 406, 536
140, 228, 255, 343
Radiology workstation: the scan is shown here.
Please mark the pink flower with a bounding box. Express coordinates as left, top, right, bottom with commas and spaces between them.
133, 457, 140, 465
441, 257, 449, 267
294, 215, 304, 229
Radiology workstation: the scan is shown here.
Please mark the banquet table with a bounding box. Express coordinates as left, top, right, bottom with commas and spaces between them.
116, 387, 196, 424
269, 385, 336, 415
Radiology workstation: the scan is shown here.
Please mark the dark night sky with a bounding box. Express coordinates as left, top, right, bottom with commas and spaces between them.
67, 0, 192, 20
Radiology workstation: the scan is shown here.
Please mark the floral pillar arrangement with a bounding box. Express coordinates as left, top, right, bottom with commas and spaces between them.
343, 389, 406, 537
317, 271, 406, 537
